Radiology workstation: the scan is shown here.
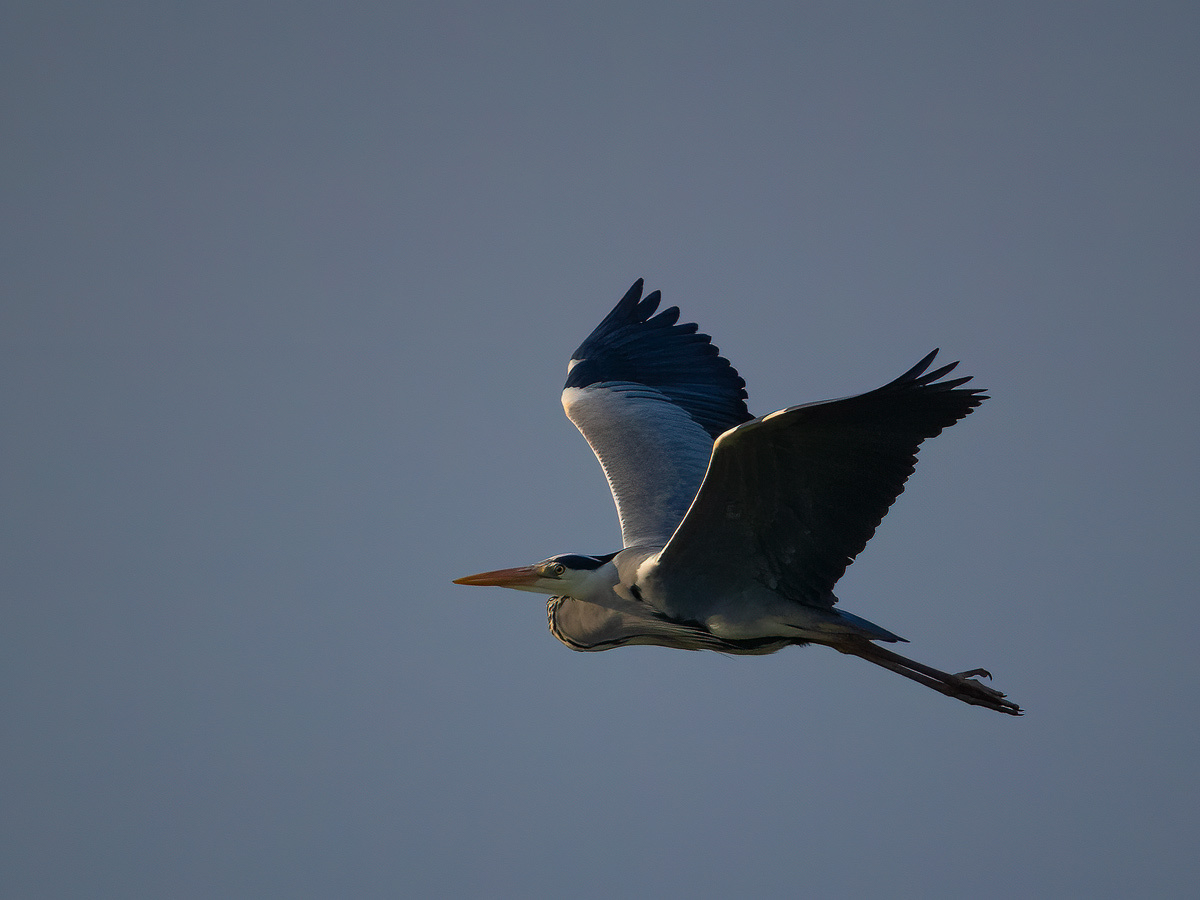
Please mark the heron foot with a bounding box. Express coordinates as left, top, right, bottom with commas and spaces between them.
949, 669, 1022, 714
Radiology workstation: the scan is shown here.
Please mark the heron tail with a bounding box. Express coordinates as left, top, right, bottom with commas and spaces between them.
833, 609, 906, 643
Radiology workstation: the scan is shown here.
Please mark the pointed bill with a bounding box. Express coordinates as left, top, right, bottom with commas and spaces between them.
453, 565, 542, 587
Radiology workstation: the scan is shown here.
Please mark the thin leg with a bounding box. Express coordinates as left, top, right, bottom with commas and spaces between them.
834, 639, 1023, 716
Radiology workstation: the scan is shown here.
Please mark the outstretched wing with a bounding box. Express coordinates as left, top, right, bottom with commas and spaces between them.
654, 351, 986, 610
561, 279, 754, 548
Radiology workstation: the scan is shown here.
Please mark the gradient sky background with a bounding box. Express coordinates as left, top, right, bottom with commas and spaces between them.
4, 3, 1198, 898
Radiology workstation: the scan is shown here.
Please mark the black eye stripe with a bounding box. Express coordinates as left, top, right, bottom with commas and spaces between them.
547, 552, 617, 570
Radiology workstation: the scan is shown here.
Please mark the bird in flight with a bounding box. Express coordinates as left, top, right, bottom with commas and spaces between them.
455, 280, 1021, 715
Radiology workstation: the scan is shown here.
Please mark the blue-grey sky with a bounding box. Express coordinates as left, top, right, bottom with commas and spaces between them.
4, 3, 1198, 898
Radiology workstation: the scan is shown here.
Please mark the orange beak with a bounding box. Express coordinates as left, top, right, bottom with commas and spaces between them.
453, 565, 542, 587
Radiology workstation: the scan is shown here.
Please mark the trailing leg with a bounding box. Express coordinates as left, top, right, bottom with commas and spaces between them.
833, 638, 1023, 716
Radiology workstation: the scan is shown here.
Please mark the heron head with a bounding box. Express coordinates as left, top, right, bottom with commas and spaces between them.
454, 553, 617, 597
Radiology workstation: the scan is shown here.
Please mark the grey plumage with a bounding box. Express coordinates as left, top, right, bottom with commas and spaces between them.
456, 280, 1021, 716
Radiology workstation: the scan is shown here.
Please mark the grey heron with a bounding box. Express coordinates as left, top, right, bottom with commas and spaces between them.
455, 280, 1022, 715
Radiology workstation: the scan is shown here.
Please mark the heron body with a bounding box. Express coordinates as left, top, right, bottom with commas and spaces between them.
456, 280, 1022, 715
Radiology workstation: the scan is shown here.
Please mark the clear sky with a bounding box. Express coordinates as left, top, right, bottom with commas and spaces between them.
4, 3, 1198, 898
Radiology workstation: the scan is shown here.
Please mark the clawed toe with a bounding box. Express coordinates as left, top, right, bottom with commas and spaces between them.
953, 668, 992, 680
951, 671, 1023, 714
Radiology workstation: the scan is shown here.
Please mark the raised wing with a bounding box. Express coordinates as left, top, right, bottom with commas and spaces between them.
562, 279, 754, 548
654, 350, 986, 610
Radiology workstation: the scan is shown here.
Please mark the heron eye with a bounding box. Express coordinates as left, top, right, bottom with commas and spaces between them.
551, 563, 565, 577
